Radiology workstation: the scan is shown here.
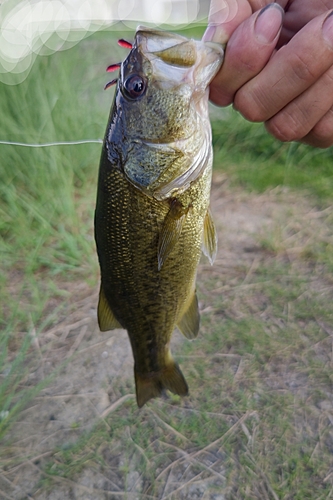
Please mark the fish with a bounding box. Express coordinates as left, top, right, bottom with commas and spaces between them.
94, 26, 224, 407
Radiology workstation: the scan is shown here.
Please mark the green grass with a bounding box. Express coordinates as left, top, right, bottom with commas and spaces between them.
0, 29, 127, 439
0, 34, 113, 272
1, 26, 333, 499
212, 109, 333, 201
0, 30, 136, 285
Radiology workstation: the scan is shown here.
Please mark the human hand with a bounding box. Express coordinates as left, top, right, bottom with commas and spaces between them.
204, 0, 333, 148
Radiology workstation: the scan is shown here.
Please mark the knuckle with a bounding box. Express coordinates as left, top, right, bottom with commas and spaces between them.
312, 121, 333, 142
235, 54, 263, 76
265, 122, 294, 143
265, 114, 305, 143
322, 0, 333, 11
308, 112, 333, 148
234, 87, 268, 122
323, 65, 333, 86
304, 135, 333, 148
290, 52, 318, 84
209, 85, 233, 108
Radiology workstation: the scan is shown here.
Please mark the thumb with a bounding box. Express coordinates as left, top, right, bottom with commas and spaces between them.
203, 0, 252, 43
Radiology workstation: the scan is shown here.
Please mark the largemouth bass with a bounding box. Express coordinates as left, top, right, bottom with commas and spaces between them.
95, 26, 223, 407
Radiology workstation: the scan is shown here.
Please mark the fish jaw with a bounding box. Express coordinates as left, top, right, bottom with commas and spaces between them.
134, 25, 224, 94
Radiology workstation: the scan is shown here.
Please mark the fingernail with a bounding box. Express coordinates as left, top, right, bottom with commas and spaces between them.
207, 0, 238, 25
254, 3, 284, 44
322, 10, 333, 45
202, 0, 238, 43
202, 25, 229, 44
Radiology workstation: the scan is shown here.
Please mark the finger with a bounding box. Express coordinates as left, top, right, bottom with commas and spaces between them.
247, 0, 288, 10
202, 0, 252, 44
302, 107, 333, 148
277, 27, 297, 47
265, 65, 333, 142
278, 3, 332, 46
209, 4, 284, 107
235, 11, 333, 122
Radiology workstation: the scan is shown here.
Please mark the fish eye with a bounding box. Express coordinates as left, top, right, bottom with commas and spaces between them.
123, 74, 146, 99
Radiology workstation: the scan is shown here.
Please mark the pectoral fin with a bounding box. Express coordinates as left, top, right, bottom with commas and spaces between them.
158, 199, 189, 271
97, 286, 122, 331
202, 208, 218, 265
177, 291, 200, 339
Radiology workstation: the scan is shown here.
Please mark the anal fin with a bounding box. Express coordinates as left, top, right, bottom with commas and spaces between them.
97, 286, 122, 332
202, 208, 217, 265
177, 291, 200, 339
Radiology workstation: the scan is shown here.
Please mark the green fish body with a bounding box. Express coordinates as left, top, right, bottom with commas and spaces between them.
95, 27, 223, 407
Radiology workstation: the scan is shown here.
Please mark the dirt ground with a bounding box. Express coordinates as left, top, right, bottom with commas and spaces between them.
1, 175, 332, 499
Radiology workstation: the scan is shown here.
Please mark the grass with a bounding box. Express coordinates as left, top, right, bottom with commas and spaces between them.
0, 29, 126, 442
212, 108, 333, 202
38, 243, 333, 498
1, 26, 333, 499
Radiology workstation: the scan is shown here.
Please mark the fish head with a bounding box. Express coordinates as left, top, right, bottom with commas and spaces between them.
118, 26, 223, 142
107, 27, 224, 198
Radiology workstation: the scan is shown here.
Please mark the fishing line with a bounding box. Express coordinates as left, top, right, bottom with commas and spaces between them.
0, 139, 103, 147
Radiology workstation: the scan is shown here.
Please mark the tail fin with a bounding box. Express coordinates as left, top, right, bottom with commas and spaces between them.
135, 360, 188, 408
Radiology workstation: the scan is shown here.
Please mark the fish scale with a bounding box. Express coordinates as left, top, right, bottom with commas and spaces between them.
95, 26, 224, 407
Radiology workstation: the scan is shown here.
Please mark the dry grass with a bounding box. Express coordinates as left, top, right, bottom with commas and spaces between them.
1, 179, 333, 499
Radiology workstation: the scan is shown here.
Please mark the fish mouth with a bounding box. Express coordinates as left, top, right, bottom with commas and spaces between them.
135, 26, 192, 55
134, 25, 224, 91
